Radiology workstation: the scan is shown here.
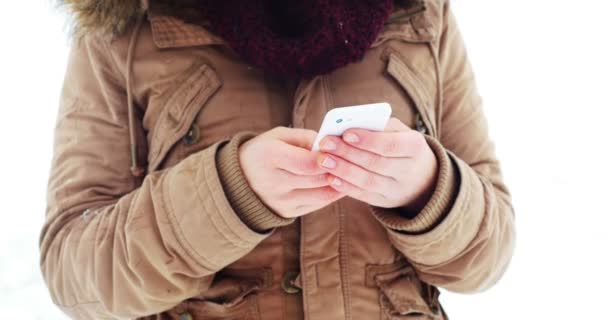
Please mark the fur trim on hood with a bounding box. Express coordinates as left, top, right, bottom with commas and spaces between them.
57, 0, 145, 36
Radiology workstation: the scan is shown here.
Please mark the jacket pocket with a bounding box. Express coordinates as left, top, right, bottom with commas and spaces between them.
177, 267, 272, 320
367, 260, 446, 320
147, 60, 222, 172
183, 291, 261, 320
383, 49, 437, 138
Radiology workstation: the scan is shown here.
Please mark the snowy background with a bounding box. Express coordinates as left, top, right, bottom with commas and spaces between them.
0, 0, 607, 319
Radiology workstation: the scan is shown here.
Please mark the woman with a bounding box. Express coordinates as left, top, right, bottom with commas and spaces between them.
41, 0, 515, 319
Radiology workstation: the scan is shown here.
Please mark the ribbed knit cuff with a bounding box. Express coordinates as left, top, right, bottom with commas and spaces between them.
216, 132, 295, 233
371, 135, 459, 234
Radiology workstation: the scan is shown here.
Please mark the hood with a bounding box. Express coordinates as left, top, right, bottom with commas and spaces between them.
58, 0, 423, 36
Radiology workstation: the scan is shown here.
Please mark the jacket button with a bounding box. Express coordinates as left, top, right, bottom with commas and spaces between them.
178, 312, 193, 320
182, 124, 200, 145
281, 271, 301, 294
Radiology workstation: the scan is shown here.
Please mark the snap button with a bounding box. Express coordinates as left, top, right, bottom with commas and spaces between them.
178, 311, 193, 320
281, 271, 301, 294
182, 124, 200, 145
415, 113, 427, 134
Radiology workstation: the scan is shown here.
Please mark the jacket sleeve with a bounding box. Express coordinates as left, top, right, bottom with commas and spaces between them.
39, 35, 290, 319
372, 2, 516, 293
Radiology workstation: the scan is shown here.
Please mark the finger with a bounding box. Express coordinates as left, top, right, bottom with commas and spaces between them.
341, 129, 426, 158
384, 117, 410, 132
326, 175, 387, 207
317, 153, 396, 193
292, 194, 347, 216
270, 126, 318, 150
318, 135, 397, 176
279, 170, 331, 189
272, 143, 326, 175
285, 186, 345, 208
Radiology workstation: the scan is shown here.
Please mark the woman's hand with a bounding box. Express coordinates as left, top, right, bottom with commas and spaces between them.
316, 118, 438, 211
239, 127, 346, 219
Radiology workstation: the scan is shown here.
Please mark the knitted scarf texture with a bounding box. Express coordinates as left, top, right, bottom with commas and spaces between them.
200, 0, 394, 78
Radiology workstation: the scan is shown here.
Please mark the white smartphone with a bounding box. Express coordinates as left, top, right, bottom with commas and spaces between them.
311, 102, 392, 152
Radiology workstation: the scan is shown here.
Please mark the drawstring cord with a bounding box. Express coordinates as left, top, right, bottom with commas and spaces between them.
126, 14, 146, 177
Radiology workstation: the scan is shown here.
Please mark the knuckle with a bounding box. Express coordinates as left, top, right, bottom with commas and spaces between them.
270, 126, 291, 138
269, 126, 286, 136
295, 128, 317, 140
363, 173, 377, 189
323, 187, 342, 202
303, 159, 319, 173
315, 173, 329, 185
365, 154, 382, 170
382, 138, 400, 155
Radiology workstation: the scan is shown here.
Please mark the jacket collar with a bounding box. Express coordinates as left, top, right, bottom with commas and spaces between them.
147, 0, 436, 49
148, 11, 226, 48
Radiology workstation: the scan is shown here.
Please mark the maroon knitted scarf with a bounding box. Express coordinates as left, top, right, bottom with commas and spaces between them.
200, 0, 394, 78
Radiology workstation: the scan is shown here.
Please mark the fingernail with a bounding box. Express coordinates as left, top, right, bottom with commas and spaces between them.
343, 133, 359, 144
321, 139, 337, 151
331, 177, 342, 187
321, 156, 336, 168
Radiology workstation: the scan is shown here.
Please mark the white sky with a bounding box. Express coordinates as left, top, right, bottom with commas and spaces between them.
0, 0, 607, 319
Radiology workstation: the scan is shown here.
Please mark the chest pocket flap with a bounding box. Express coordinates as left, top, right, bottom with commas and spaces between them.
148, 61, 222, 172
385, 51, 438, 138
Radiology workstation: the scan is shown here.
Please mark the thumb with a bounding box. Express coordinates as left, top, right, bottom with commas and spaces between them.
270, 126, 318, 150
384, 117, 410, 132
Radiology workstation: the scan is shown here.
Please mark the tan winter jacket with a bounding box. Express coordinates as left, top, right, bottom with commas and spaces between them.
40, 0, 515, 319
